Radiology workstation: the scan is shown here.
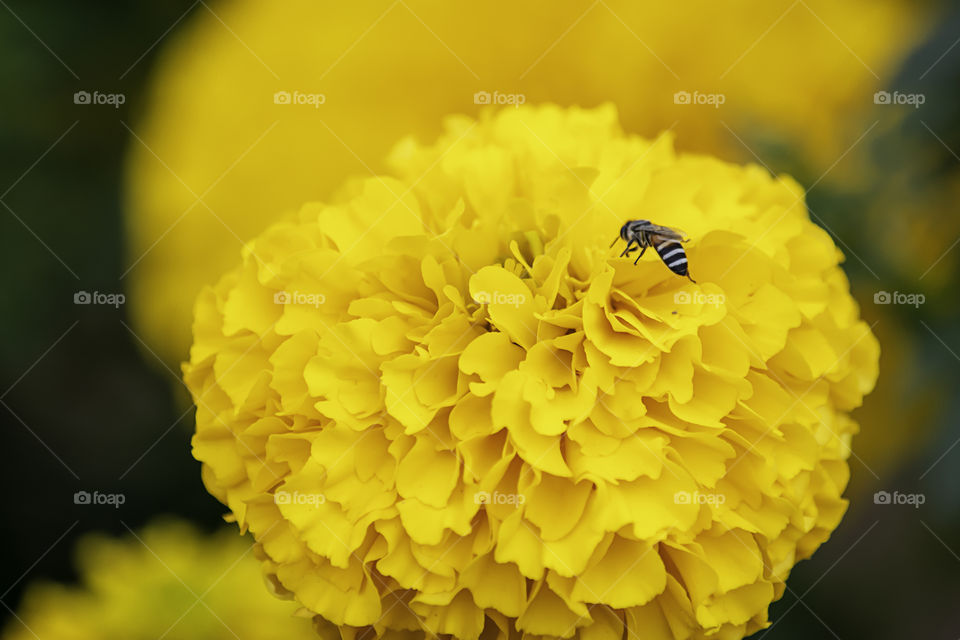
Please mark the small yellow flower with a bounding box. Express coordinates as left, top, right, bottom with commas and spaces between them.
186, 105, 879, 639
2, 520, 316, 640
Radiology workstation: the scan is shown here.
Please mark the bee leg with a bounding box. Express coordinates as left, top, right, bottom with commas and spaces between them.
686, 273, 697, 283
633, 246, 647, 265
619, 240, 635, 257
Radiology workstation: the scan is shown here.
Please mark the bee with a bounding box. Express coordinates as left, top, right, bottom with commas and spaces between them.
610, 219, 696, 282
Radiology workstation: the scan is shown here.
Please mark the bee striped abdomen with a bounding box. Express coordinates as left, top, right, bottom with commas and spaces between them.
655, 240, 689, 276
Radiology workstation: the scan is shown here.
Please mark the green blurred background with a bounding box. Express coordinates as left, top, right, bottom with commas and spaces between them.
1, 1, 959, 638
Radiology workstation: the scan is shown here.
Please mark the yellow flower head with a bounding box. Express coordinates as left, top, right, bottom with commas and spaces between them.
126, 0, 929, 367
2, 520, 316, 640
185, 105, 879, 640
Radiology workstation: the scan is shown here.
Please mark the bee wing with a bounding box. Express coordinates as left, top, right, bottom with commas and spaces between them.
648, 225, 689, 242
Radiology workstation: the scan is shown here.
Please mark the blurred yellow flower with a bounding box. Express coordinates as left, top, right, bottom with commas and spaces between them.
2, 520, 316, 640
185, 105, 879, 639
126, 0, 927, 366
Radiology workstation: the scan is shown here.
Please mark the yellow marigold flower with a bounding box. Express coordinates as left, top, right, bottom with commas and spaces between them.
185, 105, 879, 640
127, 0, 928, 366
2, 520, 316, 640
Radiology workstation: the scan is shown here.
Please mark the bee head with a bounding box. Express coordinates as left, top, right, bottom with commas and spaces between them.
622, 219, 649, 239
